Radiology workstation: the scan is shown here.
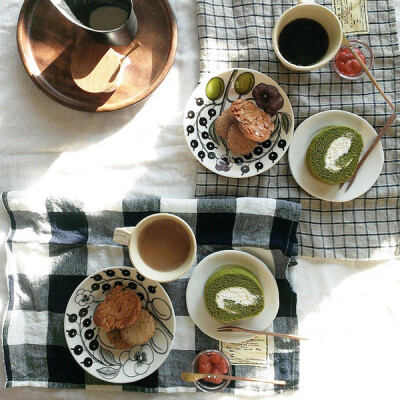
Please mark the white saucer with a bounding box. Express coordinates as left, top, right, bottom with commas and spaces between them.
186, 250, 279, 343
288, 110, 384, 202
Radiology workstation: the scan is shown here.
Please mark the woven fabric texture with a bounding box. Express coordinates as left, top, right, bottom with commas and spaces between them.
195, 0, 400, 259
2, 192, 301, 393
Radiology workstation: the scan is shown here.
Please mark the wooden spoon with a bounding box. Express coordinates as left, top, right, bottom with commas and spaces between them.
181, 372, 286, 386
342, 113, 397, 192
108, 42, 141, 83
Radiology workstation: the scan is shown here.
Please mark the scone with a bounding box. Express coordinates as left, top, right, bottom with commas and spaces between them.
107, 329, 131, 350
120, 309, 156, 346
94, 286, 141, 332
230, 99, 274, 142
227, 125, 258, 155
215, 109, 233, 139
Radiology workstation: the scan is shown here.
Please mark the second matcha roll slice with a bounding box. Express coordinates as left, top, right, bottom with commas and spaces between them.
204, 266, 264, 322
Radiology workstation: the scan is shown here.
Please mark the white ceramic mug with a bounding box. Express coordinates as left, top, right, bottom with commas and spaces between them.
272, 0, 343, 71
113, 213, 197, 282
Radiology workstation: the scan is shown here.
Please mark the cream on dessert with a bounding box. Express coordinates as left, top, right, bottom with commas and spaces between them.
324, 135, 353, 172
306, 126, 363, 184
215, 287, 260, 313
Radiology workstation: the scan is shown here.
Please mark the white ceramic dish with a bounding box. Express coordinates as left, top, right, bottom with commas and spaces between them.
183, 68, 294, 178
64, 267, 175, 383
186, 250, 279, 343
288, 110, 384, 202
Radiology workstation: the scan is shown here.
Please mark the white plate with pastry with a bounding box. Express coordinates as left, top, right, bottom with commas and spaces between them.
288, 110, 384, 202
64, 266, 175, 383
186, 250, 279, 343
183, 68, 294, 178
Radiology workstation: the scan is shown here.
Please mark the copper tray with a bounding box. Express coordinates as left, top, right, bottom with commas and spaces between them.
17, 0, 178, 112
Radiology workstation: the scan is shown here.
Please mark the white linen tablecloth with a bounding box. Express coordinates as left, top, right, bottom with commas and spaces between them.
0, 1, 399, 399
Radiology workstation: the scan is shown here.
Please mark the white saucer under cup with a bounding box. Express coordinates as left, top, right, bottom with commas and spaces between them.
288, 110, 384, 203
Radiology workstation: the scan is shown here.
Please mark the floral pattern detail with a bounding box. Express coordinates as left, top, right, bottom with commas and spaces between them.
75, 289, 94, 306
215, 155, 232, 172
184, 68, 294, 178
252, 84, 284, 117
120, 344, 154, 377
65, 268, 174, 383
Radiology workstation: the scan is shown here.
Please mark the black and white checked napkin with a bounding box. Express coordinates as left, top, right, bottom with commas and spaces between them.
195, 0, 400, 259
2, 192, 301, 393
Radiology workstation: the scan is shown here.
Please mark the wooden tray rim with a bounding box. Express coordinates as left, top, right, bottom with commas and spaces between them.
16, 0, 178, 112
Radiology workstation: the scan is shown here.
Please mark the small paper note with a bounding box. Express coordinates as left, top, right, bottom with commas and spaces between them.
333, 0, 369, 35
220, 335, 268, 366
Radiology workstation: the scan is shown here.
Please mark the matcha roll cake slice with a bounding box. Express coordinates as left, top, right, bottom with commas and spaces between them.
204, 266, 264, 322
306, 126, 363, 184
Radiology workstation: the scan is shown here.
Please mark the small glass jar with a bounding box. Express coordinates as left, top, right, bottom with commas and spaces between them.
191, 350, 232, 393
332, 39, 374, 80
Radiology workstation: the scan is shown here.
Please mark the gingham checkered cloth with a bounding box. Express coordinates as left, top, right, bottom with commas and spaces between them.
195, 0, 400, 259
2, 192, 301, 393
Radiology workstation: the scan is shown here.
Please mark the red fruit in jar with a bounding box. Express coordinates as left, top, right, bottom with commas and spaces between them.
198, 362, 212, 374
198, 354, 210, 364
209, 353, 223, 364
203, 367, 223, 384
337, 51, 351, 64
211, 367, 223, 383
337, 61, 346, 74
197, 354, 212, 374
335, 47, 367, 77
354, 48, 366, 62
197, 352, 230, 385
347, 59, 362, 75
215, 359, 229, 374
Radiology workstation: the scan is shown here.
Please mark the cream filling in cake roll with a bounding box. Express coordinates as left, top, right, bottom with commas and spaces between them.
324, 136, 352, 172
216, 287, 259, 313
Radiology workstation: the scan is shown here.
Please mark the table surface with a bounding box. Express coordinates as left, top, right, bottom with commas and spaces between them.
1, 1, 400, 399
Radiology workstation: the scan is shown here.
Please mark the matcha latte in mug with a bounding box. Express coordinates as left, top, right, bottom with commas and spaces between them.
114, 214, 197, 282
272, 0, 343, 71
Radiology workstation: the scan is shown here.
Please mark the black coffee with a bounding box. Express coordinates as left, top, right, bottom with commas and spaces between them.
278, 18, 329, 66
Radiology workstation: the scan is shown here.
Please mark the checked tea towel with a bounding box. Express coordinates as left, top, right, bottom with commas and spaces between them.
2, 192, 301, 393
195, 0, 400, 259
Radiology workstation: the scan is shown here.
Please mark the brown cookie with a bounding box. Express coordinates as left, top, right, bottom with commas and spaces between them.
94, 286, 141, 332
227, 125, 258, 155
214, 109, 232, 139
230, 99, 274, 142
120, 309, 156, 346
107, 329, 132, 350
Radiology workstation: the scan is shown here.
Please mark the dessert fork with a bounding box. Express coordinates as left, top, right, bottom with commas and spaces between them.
217, 325, 308, 341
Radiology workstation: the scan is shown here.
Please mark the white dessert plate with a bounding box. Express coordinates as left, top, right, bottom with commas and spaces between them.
288, 110, 384, 202
186, 250, 279, 343
183, 68, 294, 178
64, 267, 175, 383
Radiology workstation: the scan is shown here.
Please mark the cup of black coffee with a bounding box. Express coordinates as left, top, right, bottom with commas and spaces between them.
272, 0, 343, 71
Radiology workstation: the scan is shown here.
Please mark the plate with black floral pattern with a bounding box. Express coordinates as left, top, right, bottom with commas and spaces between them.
64, 267, 175, 383
183, 68, 294, 178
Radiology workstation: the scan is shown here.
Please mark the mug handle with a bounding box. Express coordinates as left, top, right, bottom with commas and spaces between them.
113, 227, 135, 246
